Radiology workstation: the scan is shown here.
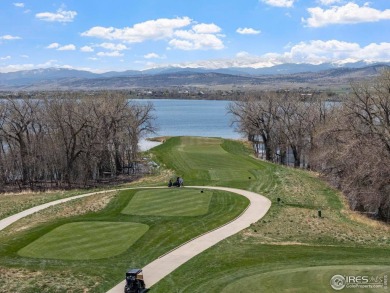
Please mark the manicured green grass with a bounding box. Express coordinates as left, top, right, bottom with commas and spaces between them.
151, 240, 390, 292
150, 136, 390, 292
222, 265, 390, 293
1, 136, 389, 292
122, 189, 212, 216
0, 184, 248, 292
153, 137, 257, 184
18, 221, 149, 260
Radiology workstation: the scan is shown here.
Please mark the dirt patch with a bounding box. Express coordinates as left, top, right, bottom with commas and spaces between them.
0, 267, 102, 293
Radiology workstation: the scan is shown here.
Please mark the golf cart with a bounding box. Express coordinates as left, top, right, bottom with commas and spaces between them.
124, 269, 147, 293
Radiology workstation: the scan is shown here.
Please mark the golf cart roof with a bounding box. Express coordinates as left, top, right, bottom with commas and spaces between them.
126, 269, 142, 276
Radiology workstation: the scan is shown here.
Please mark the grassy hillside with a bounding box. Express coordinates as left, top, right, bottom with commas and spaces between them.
0, 187, 248, 292
150, 136, 390, 292
0, 136, 388, 292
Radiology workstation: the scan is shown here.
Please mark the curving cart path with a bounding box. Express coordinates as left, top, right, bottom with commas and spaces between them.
106, 186, 271, 292
0, 186, 271, 292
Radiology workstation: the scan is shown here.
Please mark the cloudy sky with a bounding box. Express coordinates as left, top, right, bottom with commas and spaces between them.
0, 0, 389, 73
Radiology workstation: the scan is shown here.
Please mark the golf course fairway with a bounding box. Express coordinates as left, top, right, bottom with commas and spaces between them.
0, 136, 389, 292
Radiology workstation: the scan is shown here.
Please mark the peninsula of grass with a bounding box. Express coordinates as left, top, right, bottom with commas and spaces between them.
122, 189, 212, 217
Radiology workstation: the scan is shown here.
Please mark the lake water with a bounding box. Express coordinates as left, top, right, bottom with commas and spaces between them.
134, 99, 242, 150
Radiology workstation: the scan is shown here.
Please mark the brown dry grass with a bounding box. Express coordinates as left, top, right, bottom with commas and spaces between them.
0, 267, 101, 293
147, 136, 171, 142
124, 169, 174, 187
0, 190, 83, 220
245, 205, 390, 247
2, 191, 117, 236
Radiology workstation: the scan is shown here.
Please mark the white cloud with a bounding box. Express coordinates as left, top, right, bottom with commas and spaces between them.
144, 53, 162, 59
159, 40, 390, 69
46, 42, 60, 49
271, 40, 390, 64
169, 30, 224, 50
98, 43, 128, 51
0, 35, 21, 40
20, 54, 29, 58
13, 2, 24, 8
236, 27, 261, 35
318, 0, 341, 5
282, 40, 361, 63
1, 56, 11, 60
261, 0, 295, 8
236, 51, 251, 58
57, 44, 76, 51
97, 51, 124, 57
82, 17, 192, 42
192, 23, 221, 34
168, 39, 194, 50
80, 46, 94, 52
47, 43, 76, 51
168, 24, 225, 51
303, 2, 390, 27
82, 17, 225, 51
35, 8, 77, 23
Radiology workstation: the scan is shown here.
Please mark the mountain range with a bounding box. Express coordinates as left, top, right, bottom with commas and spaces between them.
0, 62, 389, 91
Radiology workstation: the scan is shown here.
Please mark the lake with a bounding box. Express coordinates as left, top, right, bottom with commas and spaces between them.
134, 99, 242, 150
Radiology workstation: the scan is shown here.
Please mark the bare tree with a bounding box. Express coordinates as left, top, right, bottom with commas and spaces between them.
228, 94, 280, 160
0, 98, 41, 185
312, 69, 390, 221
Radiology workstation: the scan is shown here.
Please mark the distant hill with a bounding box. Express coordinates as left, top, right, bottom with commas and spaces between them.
0, 63, 388, 91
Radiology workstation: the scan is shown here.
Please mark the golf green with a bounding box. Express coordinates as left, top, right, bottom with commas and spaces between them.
179, 137, 256, 181
122, 189, 212, 216
221, 265, 390, 293
18, 221, 149, 260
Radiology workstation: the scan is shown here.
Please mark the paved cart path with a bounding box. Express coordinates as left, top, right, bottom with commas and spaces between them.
0, 186, 271, 292
0, 187, 165, 231
107, 186, 271, 292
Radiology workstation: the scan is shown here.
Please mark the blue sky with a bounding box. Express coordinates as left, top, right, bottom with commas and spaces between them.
0, 0, 389, 73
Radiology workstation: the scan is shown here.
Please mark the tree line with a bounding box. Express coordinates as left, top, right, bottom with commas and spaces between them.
229, 69, 390, 222
0, 92, 155, 191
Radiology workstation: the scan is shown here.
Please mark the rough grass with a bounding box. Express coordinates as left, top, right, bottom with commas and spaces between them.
0, 191, 117, 237
246, 205, 390, 247
18, 221, 149, 260
150, 137, 390, 292
0, 267, 102, 293
0, 189, 85, 220
122, 189, 212, 216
